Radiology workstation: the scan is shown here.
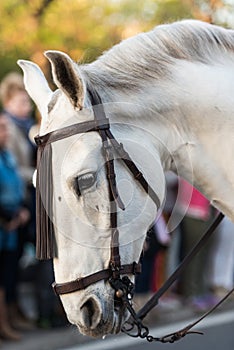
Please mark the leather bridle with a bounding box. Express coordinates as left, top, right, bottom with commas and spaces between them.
34, 88, 232, 343
34, 88, 160, 297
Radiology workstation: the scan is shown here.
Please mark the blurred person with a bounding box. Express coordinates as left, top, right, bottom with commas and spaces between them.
0, 72, 36, 185
154, 173, 183, 309
0, 113, 29, 341
0, 72, 36, 244
176, 178, 217, 312
0, 72, 67, 330
134, 214, 171, 317
0, 72, 37, 329
208, 216, 234, 298
163, 172, 181, 278
34, 260, 68, 329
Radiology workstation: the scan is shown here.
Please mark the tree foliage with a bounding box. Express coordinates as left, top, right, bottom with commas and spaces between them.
0, 0, 233, 78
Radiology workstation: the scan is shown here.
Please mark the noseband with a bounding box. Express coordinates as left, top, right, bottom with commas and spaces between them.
34, 89, 232, 344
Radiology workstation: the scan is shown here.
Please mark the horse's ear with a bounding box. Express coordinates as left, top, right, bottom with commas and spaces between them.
44, 50, 84, 110
17, 60, 53, 118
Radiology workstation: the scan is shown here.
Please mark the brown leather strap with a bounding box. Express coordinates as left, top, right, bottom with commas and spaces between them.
52, 262, 141, 295
34, 118, 110, 147
107, 130, 161, 209
144, 283, 234, 344
97, 123, 123, 279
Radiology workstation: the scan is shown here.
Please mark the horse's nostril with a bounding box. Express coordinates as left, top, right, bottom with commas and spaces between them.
80, 297, 101, 329
81, 299, 95, 325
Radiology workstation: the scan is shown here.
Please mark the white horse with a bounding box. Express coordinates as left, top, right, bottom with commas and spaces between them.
18, 19, 234, 337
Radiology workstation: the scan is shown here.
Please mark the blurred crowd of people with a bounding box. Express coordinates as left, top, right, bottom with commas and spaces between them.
0, 70, 234, 346
0, 72, 67, 345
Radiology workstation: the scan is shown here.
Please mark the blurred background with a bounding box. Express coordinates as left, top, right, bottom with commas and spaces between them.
1, 1, 234, 349
1, 0, 234, 81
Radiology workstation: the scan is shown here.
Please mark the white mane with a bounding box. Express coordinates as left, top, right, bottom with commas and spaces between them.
81, 20, 234, 96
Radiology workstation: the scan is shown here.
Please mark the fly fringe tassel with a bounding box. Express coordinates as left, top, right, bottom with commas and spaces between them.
36, 144, 56, 259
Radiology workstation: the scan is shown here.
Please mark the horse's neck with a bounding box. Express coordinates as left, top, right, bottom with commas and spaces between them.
101, 58, 234, 220
167, 59, 234, 219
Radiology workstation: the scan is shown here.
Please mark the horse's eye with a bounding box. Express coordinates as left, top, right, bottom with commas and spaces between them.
74, 172, 96, 196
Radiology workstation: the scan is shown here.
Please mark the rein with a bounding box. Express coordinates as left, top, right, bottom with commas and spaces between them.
34, 90, 231, 344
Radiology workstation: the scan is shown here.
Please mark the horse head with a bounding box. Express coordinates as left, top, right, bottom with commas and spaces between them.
18, 51, 165, 337
17, 19, 234, 339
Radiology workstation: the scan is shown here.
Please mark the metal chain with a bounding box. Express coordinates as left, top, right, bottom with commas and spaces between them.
122, 299, 203, 343
119, 280, 234, 343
